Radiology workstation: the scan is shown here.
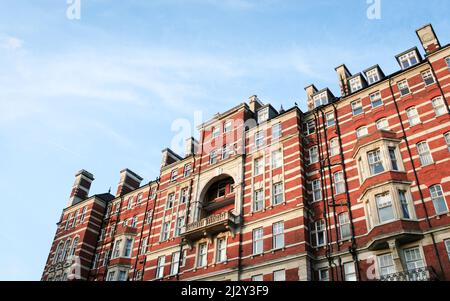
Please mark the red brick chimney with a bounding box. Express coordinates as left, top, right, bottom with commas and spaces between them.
116, 169, 143, 197
67, 170, 94, 207
416, 24, 441, 55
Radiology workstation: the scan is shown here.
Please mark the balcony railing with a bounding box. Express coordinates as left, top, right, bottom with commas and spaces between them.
379, 267, 438, 281
182, 211, 238, 241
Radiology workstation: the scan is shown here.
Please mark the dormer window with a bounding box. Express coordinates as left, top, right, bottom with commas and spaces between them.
349, 77, 362, 93
366, 69, 380, 85
258, 108, 269, 123
313, 92, 328, 108
398, 51, 419, 69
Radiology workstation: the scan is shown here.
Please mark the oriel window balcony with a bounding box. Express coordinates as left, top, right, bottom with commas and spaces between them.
378, 267, 439, 281
181, 211, 239, 242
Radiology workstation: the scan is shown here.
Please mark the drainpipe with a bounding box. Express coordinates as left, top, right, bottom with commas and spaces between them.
313, 111, 336, 280
131, 181, 156, 281
331, 102, 361, 281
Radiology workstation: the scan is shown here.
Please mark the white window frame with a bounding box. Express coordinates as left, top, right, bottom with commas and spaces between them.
432, 96, 447, 117
183, 164, 192, 177
349, 77, 362, 93
313, 91, 328, 108
334, 171, 345, 195
444, 240, 450, 261
429, 185, 448, 215
421, 70, 435, 86
127, 196, 133, 210
376, 193, 395, 223
399, 51, 419, 69
197, 243, 208, 268
216, 237, 227, 263
273, 269, 286, 281
166, 193, 175, 209
326, 112, 335, 127
170, 169, 178, 182
376, 118, 389, 130
309, 146, 318, 164
338, 212, 351, 240
312, 220, 326, 247
170, 251, 181, 275
330, 138, 339, 156
378, 253, 395, 277
224, 120, 232, 133
161, 221, 170, 241
370, 91, 383, 108
272, 222, 285, 250
272, 182, 284, 205
406, 107, 421, 126
366, 69, 380, 84
417, 141, 433, 166
253, 228, 264, 255
123, 238, 133, 258
258, 108, 269, 123
211, 126, 220, 138
175, 216, 185, 237
398, 80, 410, 96
271, 149, 282, 168
304, 120, 315, 135
312, 179, 322, 202
356, 126, 368, 138
253, 189, 264, 212
252, 274, 264, 281
351, 99, 363, 116
255, 131, 265, 148
156, 256, 165, 279
254, 157, 264, 176
344, 262, 357, 281
209, 150, 217, 165
272, 123, 282, 140
368, 149, 385, 175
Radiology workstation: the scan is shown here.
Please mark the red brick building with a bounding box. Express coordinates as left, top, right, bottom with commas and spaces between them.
42, 24, 450, 281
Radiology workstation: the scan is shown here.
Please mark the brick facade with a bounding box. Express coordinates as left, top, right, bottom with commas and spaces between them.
42, 24, 450, 281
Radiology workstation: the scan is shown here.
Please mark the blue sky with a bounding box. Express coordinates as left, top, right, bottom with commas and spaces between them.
0, 0, 449, 280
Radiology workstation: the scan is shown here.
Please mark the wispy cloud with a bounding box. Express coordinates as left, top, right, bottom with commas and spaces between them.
0, 35, 23, 50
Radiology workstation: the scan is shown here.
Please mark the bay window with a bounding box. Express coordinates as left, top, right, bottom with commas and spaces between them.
368, 149, 384, 175
376, 193, 395, 223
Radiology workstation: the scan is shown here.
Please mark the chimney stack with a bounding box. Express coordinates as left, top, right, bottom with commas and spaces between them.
248, 95, 263, 113
416, 24, 441, 55
116, 169, 143, 197
335, 64, 352, 97
304, 84, 318, 111
185, 137, 199, 157
67, 170, 94, 207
